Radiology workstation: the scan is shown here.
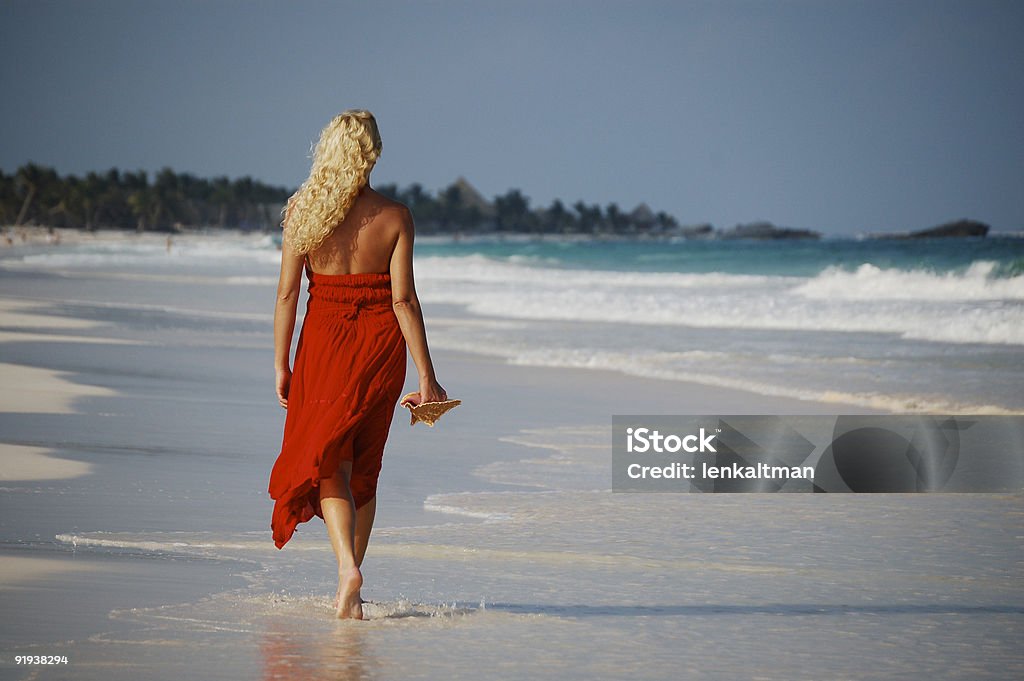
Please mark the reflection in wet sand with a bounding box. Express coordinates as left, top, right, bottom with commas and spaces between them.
261, 614, 376, 681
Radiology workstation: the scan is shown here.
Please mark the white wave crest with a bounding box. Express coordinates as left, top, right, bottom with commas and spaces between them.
792, 261, 1024, 301
415, 256, 1024, 345
425, 331, 1023, 415
3, 231, 281, 268
423, 494, 513, 522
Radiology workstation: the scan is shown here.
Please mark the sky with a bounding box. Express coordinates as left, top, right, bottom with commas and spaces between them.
1, 0, 1022, 235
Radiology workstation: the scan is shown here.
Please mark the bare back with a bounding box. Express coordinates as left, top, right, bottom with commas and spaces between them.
305, 188, 405, 275
274, 175, 443, 419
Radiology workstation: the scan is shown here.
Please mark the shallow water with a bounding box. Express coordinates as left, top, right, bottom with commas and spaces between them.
39, 429, 1024, 680
27, 423, 1024, 679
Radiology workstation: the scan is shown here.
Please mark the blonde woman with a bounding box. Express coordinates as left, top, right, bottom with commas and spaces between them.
268, 110, 446, 619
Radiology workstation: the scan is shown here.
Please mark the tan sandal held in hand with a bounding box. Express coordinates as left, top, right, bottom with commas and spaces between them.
400, 393, 462, 427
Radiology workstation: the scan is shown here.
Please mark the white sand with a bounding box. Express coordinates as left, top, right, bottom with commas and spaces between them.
0, 330, 141, 345
0, 296, 119, 481
0, 297, 104, 329
0, 296, 121, 414
1, 225, 167, 247
0, 361, 115, 414
0, 297, 143, 346
0, 442, 93, 481
0, 555, 102, 589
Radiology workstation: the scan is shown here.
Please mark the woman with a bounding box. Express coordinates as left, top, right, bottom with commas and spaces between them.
268, 109, 446, 620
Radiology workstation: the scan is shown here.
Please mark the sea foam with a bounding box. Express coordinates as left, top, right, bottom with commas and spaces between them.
415, 255, 1024, 345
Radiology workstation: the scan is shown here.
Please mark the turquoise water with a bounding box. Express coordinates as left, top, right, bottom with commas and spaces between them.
417, 234, 1024, 277
410, 235, 1024, 413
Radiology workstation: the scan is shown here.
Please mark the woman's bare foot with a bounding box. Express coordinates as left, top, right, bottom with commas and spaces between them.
335, 567, 364, 619
332, 592, 367, 608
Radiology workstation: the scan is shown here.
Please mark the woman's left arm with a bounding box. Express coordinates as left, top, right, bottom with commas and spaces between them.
274, 236, 304, 408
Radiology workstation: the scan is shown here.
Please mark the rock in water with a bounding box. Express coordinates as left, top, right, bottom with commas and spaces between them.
909, 219, 989, 238
870, 218, 990, 239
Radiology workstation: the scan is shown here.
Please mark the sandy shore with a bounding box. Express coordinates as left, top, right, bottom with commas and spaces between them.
1, 248, 1019, 680
0, 555, 103, 587
1, 225, 181, 247
0, 270, 883, 659
0, 297, 128, 482
0, 287, 257, 665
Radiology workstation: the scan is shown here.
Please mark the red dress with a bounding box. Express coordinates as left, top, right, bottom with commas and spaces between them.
268, 260, 406, 549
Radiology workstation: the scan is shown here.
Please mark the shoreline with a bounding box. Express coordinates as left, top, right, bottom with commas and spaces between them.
428, 345, 887, 418
0, 289, 884, 427
5, 224, 1024, 249
0, 292, 254, 655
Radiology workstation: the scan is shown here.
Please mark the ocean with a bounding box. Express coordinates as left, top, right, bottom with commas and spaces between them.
6, 231, 1022, 413
413, 234, 1024, 414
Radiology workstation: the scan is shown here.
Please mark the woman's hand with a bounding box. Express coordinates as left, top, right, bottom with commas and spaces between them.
276, 367, 292, 409
418, 376, 447, 404
401, 378, 447, 408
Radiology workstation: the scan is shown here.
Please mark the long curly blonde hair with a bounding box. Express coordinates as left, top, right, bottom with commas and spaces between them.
281, 109, 382, 254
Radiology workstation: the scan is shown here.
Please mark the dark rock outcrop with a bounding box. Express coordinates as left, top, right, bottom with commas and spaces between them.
678, 223, 714, 239
870, 218, 990, 239
719, 221, 821, 240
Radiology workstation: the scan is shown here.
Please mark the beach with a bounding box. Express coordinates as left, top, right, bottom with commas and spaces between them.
1, 229, 1022, 679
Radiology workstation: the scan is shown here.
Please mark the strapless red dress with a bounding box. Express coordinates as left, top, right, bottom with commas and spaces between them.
269, 262, 406, 549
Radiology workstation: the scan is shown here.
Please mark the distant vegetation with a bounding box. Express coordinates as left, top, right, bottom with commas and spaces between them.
374, 178, 684, 236
0, 163, 290, 233
0, 163, 687, 236
0, 163, 990, 239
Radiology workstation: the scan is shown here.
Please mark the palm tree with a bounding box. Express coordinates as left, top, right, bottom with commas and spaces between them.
399, 183, 439, 230
440, 183, 465, 230
124, 170, 155, 232
655, 211, 678, 232
573, 201, 603, 234
232, 175, 256, 230
153, 167, 184, 230
50, 176, 86, 228
14, 163, 58, 226
494, 189, 530, 232
606, 202, 631, 233
0, 171, 17, 224
210, 176, 234, 227
545, 199, 576, 233
80, 171, 107, 230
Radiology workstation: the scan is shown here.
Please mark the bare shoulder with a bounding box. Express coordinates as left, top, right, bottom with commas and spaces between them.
367, 190, 414, 235
370, 191, 412, 221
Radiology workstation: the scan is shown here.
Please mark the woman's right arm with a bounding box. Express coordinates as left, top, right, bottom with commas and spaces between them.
390, 206, 446, 405
273, 233, 304, 408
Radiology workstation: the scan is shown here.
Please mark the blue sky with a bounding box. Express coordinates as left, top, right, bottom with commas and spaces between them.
1, 0, 1021, 234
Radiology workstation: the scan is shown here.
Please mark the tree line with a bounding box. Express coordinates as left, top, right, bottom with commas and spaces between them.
374, 180, 681, 235
0, 163, 290, 232
1, 163, 684, 235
